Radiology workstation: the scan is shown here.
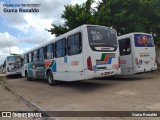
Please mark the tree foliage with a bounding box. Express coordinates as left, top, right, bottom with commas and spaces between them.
47, 0, 160, 46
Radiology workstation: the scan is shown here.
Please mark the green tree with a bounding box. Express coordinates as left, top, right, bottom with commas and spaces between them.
48, 0, 160, 46
96, 0, 160, 45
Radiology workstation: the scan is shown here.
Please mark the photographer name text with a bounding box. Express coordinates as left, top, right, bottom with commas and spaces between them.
3, 4, 41, 13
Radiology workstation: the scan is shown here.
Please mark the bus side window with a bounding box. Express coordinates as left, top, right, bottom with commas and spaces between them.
24, 54, 28, 63
52, 43, 55, 58
46, 43, 54, 59
33, 50, 38, 62
28, 53, 33, 63
44, 46, 47, 59
67, 33, 82, 56
55, 39, 66, 58
119, 38, 131, 56
38, 47, 44, 61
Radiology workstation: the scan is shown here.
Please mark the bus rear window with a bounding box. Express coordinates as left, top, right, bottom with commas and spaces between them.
134, 34, 155, 47
87, 26, 118, 51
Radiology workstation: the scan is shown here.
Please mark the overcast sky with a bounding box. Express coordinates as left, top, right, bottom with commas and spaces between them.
0, 0, 100, 64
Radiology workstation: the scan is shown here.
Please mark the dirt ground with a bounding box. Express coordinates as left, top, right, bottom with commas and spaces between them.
0, 81, 34, 120
1, 69, 160, 120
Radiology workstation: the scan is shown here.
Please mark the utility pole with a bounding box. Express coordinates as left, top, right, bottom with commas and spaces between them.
8, 41, 11, 55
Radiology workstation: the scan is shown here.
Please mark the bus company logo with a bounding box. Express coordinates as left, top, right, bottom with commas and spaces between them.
44, 60, 54, 68
139, 53, 150, 57
71, 61, 79, 66
96, 53, 116, 65
44, 60, 56, 72
2, 112, 11, 117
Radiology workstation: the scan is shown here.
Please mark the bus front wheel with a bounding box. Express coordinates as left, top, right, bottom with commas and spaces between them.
47, 71, 57, 86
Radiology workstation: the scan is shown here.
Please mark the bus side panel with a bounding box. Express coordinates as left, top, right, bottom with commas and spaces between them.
35, 61, 46, 79
67, 53, 85, 81
120, 55, 134, 75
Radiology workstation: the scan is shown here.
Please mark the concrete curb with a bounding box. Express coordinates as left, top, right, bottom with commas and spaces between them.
0, 81, 56, 120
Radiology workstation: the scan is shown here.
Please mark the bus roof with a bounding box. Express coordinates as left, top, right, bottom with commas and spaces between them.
118, 32, 152, 40
6, 55, 21, 58
22, 24, 111, 55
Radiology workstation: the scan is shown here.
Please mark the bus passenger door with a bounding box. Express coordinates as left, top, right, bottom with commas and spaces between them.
36, 48, 46, 79
36, 61, 46, 79
119, 38, 133, 75
67, 33, 84, 81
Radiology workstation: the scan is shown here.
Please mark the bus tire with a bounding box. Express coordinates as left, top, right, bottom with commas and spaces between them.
6, 75, 10, 78
25, 71, 32, 81
47, 71, 57, 86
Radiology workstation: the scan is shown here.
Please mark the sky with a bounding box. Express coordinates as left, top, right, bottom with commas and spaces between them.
0, 0, 100, 65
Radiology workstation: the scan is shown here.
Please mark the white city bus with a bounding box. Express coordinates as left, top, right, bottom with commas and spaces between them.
3, 55, 22, 77
21, 25, 121, 85
118, 33, 157, 75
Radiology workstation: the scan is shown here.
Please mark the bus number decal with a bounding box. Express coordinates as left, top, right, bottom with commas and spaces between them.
96, 53, 115, 65
71, 61, 79, 66
91, 30, 103, 41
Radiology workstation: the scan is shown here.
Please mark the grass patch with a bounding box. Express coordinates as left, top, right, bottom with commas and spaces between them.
0, 76, 4, 81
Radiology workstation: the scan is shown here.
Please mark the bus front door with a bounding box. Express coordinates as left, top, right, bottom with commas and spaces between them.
119, 38, 133, 75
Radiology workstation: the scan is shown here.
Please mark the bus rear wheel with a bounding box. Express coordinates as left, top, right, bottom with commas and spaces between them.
25, 71, 32, 81
47, 71, 57, 86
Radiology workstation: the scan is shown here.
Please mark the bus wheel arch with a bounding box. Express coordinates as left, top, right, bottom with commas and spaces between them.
46, 69, 57, 86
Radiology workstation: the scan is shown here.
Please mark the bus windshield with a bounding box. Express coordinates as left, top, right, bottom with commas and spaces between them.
7, 56, 21, 63
134, 34, 155, 47
87, 26, 117, 51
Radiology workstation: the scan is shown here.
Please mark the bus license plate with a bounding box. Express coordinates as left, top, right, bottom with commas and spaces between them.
145, 61, 149, 64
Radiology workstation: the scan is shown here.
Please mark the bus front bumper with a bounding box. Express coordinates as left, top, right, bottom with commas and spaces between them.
6, 72, 21, 76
